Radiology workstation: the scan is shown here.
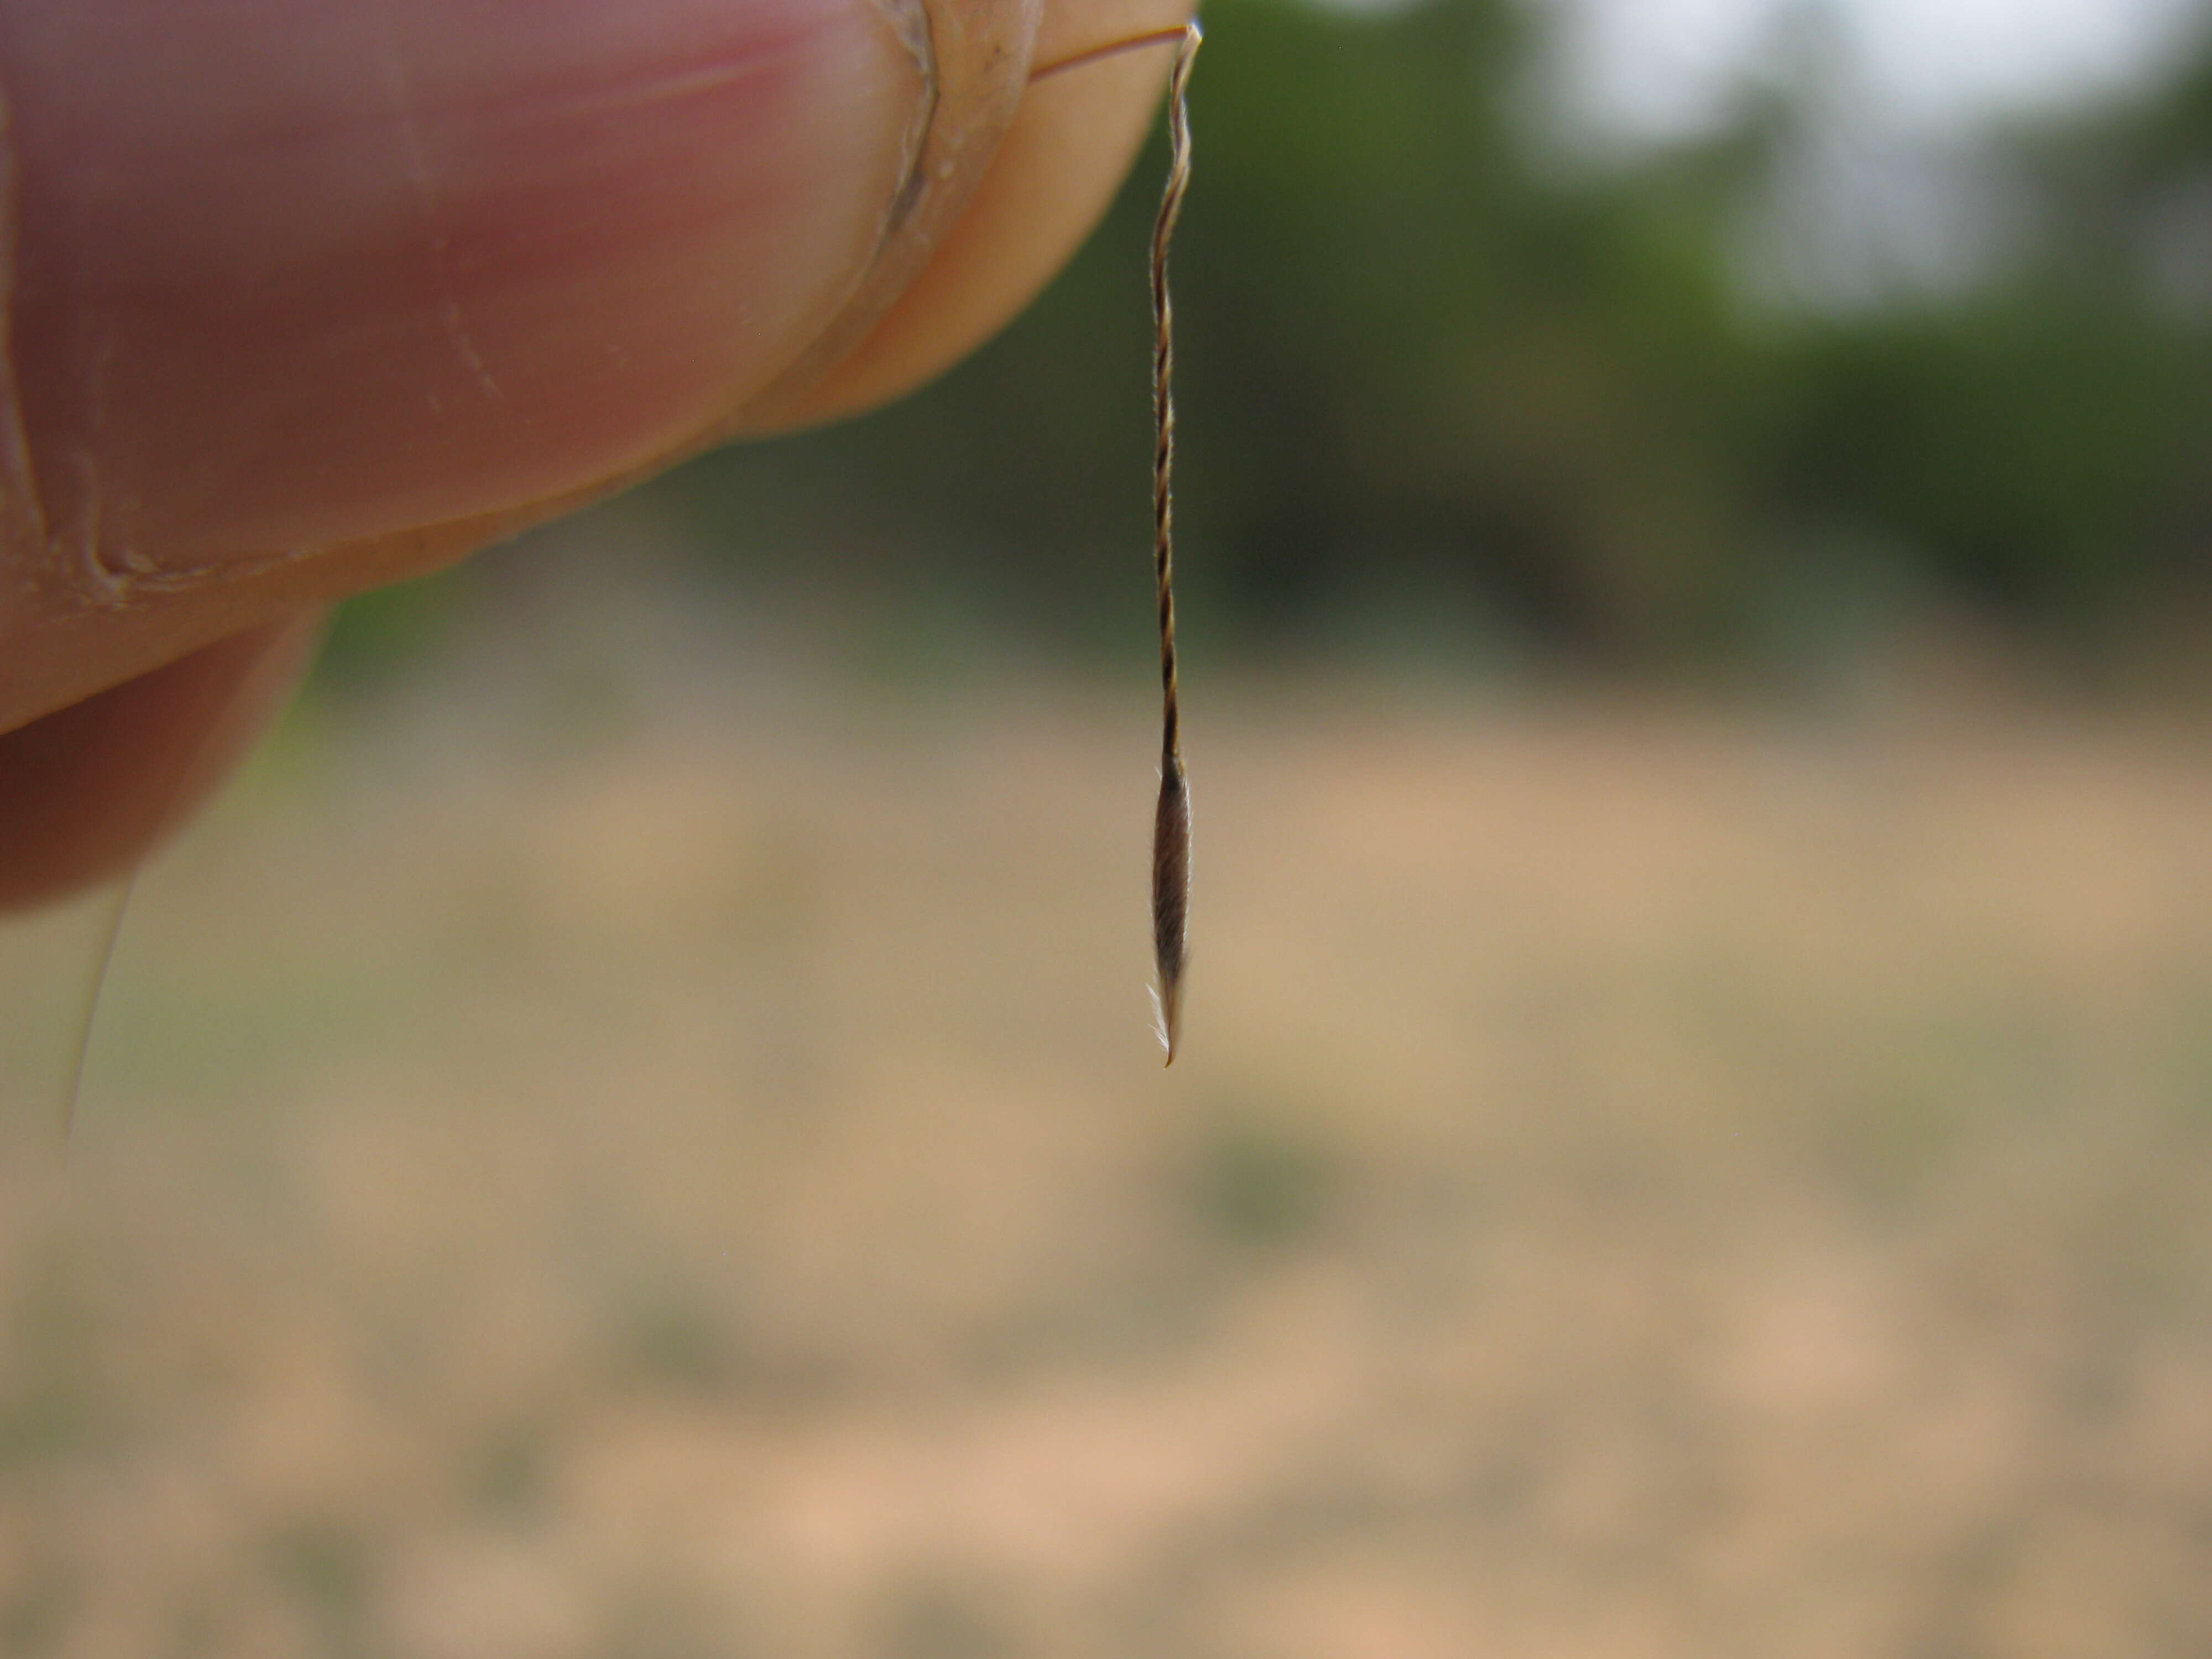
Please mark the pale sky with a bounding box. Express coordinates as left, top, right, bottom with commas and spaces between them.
1533, 0, 2211, 138
1318, 0, 2212, 139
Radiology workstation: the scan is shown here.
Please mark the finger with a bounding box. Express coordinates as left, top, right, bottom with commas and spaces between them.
0, 0, 1036, 732
0, 611, 325, 911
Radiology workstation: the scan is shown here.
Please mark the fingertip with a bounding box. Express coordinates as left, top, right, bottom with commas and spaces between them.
0, 613, 327, 913
752, 0, 1195, 429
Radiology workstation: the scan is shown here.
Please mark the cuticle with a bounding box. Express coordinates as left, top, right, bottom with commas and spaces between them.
875, 0, 939, 238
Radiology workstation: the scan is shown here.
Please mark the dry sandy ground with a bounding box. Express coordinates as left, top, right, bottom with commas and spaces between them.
3, 599, 2211, 1658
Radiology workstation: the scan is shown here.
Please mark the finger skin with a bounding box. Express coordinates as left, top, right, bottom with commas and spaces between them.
0, 0, 949, 731
0, 0, 1190, 909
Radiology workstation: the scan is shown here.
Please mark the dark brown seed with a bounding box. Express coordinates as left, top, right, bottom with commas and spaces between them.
1152, 753, 1190, 1061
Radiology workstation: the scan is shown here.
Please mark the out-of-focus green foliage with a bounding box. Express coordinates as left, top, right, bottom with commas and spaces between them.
506, 0, 2212, 677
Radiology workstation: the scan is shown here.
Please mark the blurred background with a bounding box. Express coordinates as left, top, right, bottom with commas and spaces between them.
6, 0, 2212, 1651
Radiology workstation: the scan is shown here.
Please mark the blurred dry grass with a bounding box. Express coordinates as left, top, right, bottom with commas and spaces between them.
4, 577, 2212, 1658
